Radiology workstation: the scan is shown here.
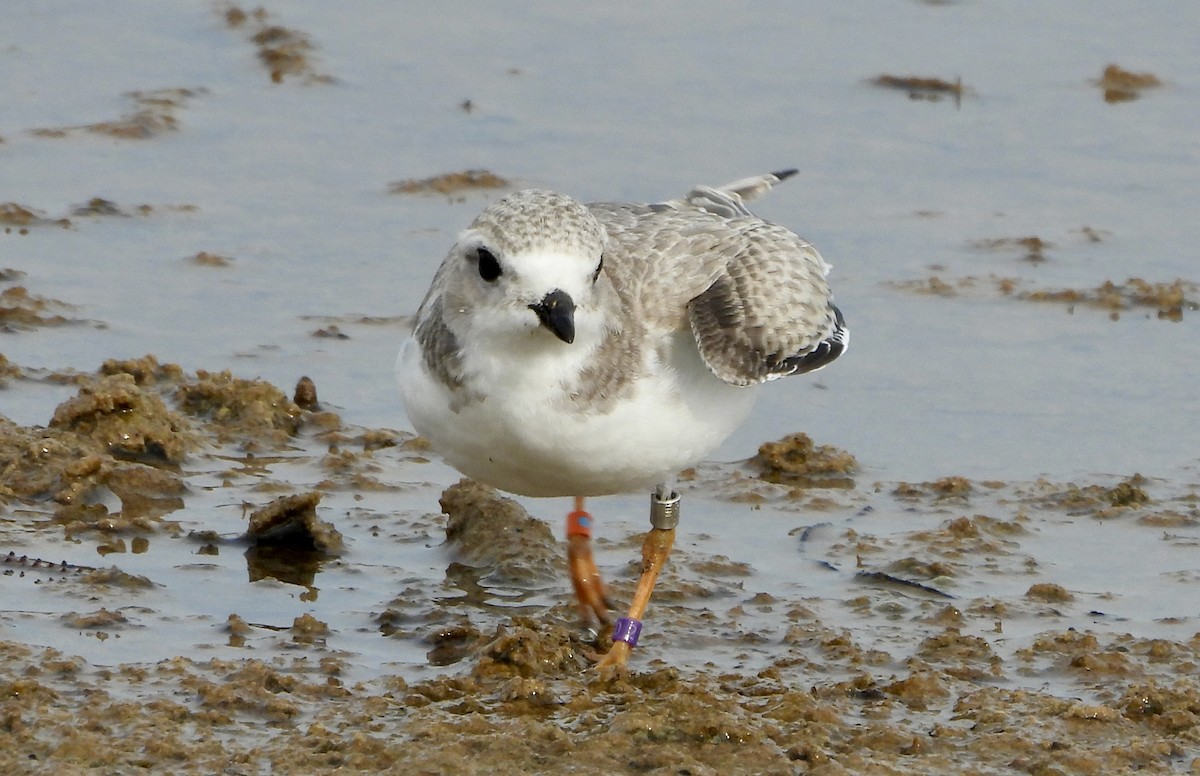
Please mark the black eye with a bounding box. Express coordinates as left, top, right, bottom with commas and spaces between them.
591, 255, 604, 284
476, 247, 502, 282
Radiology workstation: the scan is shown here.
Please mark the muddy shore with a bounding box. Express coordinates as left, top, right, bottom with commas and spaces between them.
2, 356, 1197, 774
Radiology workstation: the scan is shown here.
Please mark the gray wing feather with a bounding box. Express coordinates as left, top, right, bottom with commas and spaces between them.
687, 223, 844, 386
590, 171, 847, 388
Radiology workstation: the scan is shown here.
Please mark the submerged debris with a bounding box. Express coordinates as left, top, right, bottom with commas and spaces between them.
1094, 64, 1162, 104
890, 272, 1198, 321
390, 170, 510, 196
1022, 474, 1153, 516
79, 566, 154, 590
871, 74, 965, 103
30, 88, 202, 140
219, 4, 334, 84
0, 286, 83, 331
1022, 278, 1198, 321
189, 251, 234, 267
0, 203, 71, 230
857, 570, 955, 599
0, 353, 19, 386
893, 476, 975, 502
972, 235, 1053, 264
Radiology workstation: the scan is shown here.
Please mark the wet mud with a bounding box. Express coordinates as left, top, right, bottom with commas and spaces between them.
890, 274, 1199, 322
389, 170, 512, 197
1094, 64, 1163, 104
29, 88, 202, 141
3, 5, 1198, 771
870, 74, 966, 104
221, 4, 335, 85
2, 357, 1198, 774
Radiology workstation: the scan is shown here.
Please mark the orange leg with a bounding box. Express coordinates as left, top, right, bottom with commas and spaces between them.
595, 488, 680, 674
566, 496, 611, 626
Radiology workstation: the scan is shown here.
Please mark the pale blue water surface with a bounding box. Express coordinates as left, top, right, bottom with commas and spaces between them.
1, 2, 1198, 683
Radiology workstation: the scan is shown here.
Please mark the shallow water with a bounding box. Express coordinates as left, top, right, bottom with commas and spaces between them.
2, 2, 1200, 772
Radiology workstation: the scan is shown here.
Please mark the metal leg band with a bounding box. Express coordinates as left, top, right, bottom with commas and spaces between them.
649, 490, 680, 530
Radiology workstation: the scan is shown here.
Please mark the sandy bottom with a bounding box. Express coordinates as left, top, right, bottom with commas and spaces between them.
2, 356, 1199, 775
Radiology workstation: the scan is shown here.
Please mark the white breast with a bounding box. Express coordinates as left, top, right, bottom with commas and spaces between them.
397, 329, 757, 498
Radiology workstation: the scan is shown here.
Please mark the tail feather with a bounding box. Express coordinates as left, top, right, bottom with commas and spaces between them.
674, 168, 799, 218
715, 168, 798, 202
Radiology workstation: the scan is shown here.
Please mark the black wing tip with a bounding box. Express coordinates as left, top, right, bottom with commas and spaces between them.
772, 305, 849, 378
772, 168, 800, 183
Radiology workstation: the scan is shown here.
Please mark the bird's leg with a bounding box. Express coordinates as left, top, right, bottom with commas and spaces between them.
566, 496, 611, 627
596, 486, 680, 673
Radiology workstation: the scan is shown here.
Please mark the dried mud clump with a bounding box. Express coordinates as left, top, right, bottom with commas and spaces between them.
892, 476, 975, 503
175, 370, 303, 448
70, 198, 194, 219
390, 170, 510, 196
220, 4, 334, 84
243, 493, 343, 588
1026, 582, 1075, 603
0, 203, 38, 226
973, 235, 1053, 263
103, 463, 187, 521
1024, 475, 1152, 516
0, 286, 82, 331
871, 74, 965, 103
245, 492, 344, 555
289, 613, 330, 645
292, 376, 320, 410
1022, 277, 1197, 321
1094, 64, 1163, 104
0, 419, 105, 507
189, 251, 234, 267
99, 354, 187, 388
898, 266, 1198, 322
30, 88, 202, 140
889, 275, 962, 297
0, 415, 184, 529
1107, 476, 1151, 507
0, 203, 70, 231
50, 374, 196, 465
252, 26, 317, 84
72, 198, 133, 217
471, 618, 586, 680
440, 479, 560, 585
0, 352, 21, 385
751, 432, 858, 486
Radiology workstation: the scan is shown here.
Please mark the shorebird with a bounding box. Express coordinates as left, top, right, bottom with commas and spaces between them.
397, 170, 847, 670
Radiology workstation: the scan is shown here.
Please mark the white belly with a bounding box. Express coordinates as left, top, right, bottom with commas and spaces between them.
396, 330, 757, 498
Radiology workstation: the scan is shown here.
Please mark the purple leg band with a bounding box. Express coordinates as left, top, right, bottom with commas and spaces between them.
612, 617, 643, 647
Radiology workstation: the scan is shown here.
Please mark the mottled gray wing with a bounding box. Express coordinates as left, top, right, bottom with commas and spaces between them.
587, 203, 733, 331
686, 222, 847, 386
410, 258, 469, 396
591, 173, 847, 388
586, 168, 813, 330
